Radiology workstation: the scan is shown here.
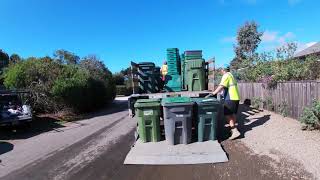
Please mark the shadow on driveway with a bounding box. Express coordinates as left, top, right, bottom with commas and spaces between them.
217, 104, 271, 142
0, 116, 65, 141
0, 98, 129, 141
0, 142, 14, 155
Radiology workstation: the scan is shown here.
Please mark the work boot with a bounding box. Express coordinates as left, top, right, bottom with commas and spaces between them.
229, 128, 241, 140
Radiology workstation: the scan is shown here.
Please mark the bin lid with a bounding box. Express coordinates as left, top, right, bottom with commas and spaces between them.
134, 98, 160, 108
192, 98, 220, 105
130, 94, 149, 98
161, 97, 194, 106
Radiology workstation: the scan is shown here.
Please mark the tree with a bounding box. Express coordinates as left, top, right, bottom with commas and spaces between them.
0, 49, 9, 72
114, 73, 125, 85
120, 67, 131, 76
3, 57, 63, 112
80, 55, 112, 80
233, 21, 263, 69
53, 49, 80, 65
80, 55, 116, 101
276, 42, 298, 60
9, 53, 22, 65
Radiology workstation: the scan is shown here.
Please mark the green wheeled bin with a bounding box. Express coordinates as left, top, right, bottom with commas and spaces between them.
186, 59, 206, 91
134, 99, 161, 142
192, 98, 221, 142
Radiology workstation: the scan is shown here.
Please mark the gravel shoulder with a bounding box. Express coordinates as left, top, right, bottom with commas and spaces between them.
237, 105, 320, 179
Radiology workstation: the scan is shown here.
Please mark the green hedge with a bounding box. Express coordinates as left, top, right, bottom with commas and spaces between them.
3, 57, 116, 113
116, 85, 132, 96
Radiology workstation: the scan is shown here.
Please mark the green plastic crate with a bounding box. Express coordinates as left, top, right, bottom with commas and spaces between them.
186, 59, 204, 70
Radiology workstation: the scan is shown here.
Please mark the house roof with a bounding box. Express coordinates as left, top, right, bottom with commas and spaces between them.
294, 42, 320, 58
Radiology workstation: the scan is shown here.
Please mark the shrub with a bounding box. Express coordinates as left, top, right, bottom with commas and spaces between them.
300, 109, 320, 130
3, 58, 63, 112
312, 100, 320, 119
3, 55, 116, 113
51, 65, 89, 111
279, 101, 289, 117
116, 85, 132, 96
114, 73, 125, 85
300, 100, 320, 130
264, 96, 274, 111
251, 97, 263, 109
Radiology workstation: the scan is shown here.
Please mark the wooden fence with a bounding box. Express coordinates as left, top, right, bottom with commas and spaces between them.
238, 81, 320, 119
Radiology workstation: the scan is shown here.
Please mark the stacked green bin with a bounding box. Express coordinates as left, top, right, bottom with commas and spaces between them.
184, 50, 202, 60
137, 62, 156, 93
154, 67, 161, 93
164, 74, 181, 92
192, 98, 220, 142
186, 59, 206, 91
165, 48, 182, 92
162, 97, 194, 145
183, 50, 203, 91
134, 99, 161, 142
166, 48, 181, 75
180, 53, 186, 90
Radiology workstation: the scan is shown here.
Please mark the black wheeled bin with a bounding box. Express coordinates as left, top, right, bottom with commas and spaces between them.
128, 94, 149, 117
162, 97, 194, 145
192, 98, 221, 142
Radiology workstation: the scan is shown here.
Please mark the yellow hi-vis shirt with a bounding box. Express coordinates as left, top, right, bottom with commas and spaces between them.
161, 65, 168, 76
219, 72, 240, 100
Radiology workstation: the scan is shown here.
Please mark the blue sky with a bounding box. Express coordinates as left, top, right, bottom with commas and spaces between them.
0, 0, 319, 72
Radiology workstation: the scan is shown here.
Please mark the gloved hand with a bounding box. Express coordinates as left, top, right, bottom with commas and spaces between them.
205, 93, 214, 98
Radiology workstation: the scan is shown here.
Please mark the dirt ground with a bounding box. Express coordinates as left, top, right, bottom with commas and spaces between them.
66, 130, 313, 180
0, 98, 317, 180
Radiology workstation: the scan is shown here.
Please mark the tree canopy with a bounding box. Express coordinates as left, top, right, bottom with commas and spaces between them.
231, 21, 263, 69
53, 49, 80, 65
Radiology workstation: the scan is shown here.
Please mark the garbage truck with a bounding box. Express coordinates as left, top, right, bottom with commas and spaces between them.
124, 49, 229, 165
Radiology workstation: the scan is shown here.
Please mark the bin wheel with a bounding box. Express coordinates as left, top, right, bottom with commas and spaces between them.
134, 131, 139, 141
132, 130, 139, 147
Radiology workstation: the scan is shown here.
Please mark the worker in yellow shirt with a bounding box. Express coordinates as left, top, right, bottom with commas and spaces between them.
208, 64, 241, 140
160, 61, 168, 81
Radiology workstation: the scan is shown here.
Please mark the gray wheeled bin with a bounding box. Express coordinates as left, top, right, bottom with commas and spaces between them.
162, 97, 194, 145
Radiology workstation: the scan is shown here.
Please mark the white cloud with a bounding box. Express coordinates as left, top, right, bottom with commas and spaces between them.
261, 30, 296, 45
284, 32, 296, 39
259, 30, 298, 51
261, 31, 278, 42
277, 32, 296, 44
221, 36, 236, 43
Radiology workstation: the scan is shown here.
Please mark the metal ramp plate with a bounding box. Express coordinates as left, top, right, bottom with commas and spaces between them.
124, 140, 228, 165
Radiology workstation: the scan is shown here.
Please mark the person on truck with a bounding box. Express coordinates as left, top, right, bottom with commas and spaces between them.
160, 61, 168, 81
208, 64, 241, 140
